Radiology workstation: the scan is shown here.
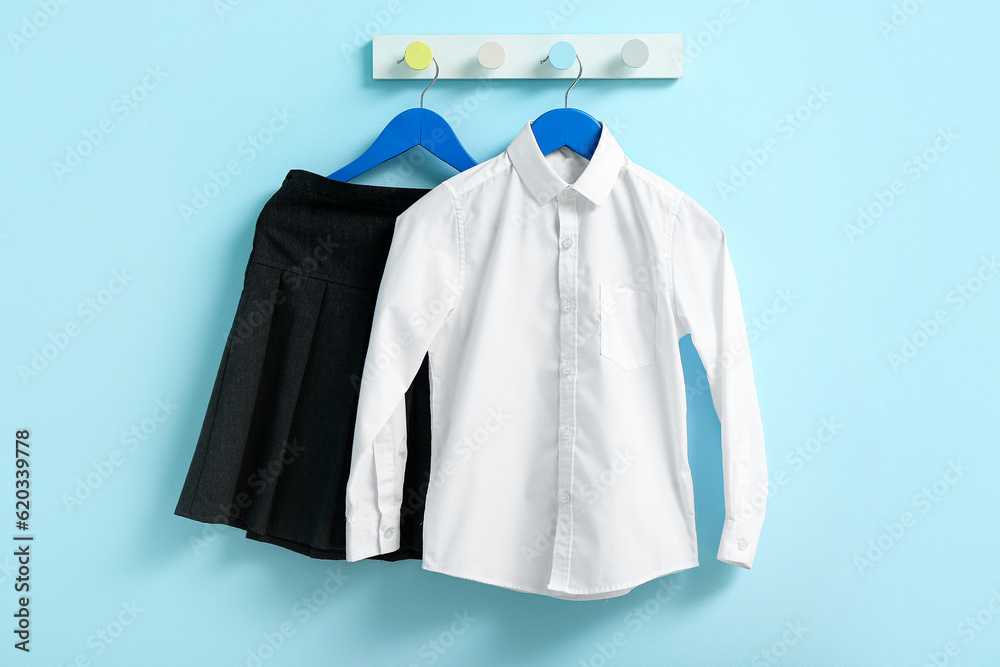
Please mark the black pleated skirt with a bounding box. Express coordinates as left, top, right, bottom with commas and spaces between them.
174, 170, 431, 561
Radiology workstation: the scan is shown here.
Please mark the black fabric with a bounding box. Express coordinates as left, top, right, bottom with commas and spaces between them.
174, 170, 432, 561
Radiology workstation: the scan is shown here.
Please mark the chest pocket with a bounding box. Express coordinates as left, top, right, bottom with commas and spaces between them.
599, 285, 656, 371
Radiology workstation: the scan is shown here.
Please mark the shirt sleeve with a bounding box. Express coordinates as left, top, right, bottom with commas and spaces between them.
670, 194, 767, 569
344, 183, 463, 562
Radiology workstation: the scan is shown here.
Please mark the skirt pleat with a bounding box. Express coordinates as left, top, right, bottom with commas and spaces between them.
176, 263, 282, 524
239, 272, 327, 535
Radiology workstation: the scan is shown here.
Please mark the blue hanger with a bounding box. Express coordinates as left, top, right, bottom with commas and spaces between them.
530, 54, 602, 159
329, 58, 477, 181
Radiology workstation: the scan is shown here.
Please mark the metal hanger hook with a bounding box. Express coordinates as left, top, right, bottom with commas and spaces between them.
539, 53, 583, 108
394, 54, 439, 109
420, 58, 439, 109
564, 55, 582, 108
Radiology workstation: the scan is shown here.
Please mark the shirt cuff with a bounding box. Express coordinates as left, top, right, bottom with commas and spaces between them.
717, 518, 762, 569
345, 510, 401, 562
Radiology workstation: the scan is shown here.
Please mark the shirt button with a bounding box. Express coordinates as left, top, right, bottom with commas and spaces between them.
384, 527, 395, 539
562, 299, 575, 312
560, 491, 571, 503
561, 364, 575, 376
560, 427, 574, 440
561, 237, 575, 249
737, 538, 748, 551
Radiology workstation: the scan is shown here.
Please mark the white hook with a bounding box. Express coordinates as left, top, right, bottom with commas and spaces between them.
478, 41, 505, 69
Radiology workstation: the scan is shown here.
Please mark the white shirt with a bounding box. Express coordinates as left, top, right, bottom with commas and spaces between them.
345, 121, 767, 600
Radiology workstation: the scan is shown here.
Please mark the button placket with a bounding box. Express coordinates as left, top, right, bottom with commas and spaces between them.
550, 188, 580, 591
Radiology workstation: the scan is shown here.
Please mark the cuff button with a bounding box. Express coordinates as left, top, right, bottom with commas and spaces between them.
737, 538, 748, 551
383, 528, 395, 539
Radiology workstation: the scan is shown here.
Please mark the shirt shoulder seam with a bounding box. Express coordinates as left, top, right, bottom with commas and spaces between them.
620, 161, 685, 206
668, 193, 688, 336
445, 153, 512, 200
441, 180, 466, 322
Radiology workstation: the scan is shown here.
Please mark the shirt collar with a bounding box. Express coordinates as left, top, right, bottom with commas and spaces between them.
506, 119, 625, 207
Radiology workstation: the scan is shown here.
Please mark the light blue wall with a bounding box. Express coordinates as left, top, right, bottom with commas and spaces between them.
2, 1, 999, 665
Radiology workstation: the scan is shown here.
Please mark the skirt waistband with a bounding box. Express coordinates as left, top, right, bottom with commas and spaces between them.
279, 169, 431, 211
248, 170, 431, 290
